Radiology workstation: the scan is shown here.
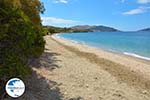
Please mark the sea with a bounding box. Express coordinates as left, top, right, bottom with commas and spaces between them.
56, 32, 150, 61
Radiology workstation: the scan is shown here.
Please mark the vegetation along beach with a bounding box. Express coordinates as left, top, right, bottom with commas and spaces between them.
0, 0, 150, 100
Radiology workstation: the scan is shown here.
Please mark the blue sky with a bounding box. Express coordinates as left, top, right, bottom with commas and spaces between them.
40, 0, 150, 31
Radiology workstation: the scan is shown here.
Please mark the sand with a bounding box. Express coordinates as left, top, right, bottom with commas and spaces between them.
18, 35, 150, 100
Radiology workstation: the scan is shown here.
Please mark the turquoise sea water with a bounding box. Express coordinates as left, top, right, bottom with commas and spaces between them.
57, 32, 150, 60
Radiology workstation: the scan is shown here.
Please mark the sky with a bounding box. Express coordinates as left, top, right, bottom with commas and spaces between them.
40, 0, 150, 31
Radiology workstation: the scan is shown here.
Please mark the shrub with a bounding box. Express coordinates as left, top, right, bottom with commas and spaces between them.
0, 1, 45, 80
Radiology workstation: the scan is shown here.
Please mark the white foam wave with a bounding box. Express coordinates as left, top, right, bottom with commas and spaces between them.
70, 40, 80, 44
53, 34, 61, 38
53, 34, 80, 44
124, 52, 150, 61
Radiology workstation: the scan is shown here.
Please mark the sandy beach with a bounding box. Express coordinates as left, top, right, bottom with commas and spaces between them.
20, 35, 150, 100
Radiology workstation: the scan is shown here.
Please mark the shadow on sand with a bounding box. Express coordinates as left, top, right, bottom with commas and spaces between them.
1, 51, 83, 100
31, 51, 62, 70
20, 71, 63, 100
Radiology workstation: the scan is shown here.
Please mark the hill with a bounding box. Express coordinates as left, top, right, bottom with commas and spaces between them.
71, 25, 119, 32
43, 25, 119, 35
138, 28, 150, 32
43, 26, 92, 34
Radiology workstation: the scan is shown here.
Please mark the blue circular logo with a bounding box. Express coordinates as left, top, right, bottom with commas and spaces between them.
5, 78, 25, 98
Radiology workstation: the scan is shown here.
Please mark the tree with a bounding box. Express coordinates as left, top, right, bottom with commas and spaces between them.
0, 0, 45, 97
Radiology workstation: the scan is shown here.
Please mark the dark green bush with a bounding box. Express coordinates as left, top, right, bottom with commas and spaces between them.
0, 1, 45, 80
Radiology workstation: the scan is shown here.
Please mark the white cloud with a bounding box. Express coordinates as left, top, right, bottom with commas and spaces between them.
54, 0, 68, 4
120, 0, 150, 4
137, 0, 150, 4
41, 17, 77, 25
122, 6, 150, 15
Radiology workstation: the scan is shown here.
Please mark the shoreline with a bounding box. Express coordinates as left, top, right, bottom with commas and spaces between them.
52, 34, 150, 64
53, 33, 150, 61
28, 35, 150, 99
51, 35, 150, 90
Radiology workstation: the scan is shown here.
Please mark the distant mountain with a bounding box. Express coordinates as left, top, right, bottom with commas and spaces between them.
43, 25, 92, 34
138, 28, 150, 32
89, 25, 119, 32
71, 25, 119, 32
71, 25, 92, 30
